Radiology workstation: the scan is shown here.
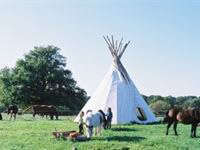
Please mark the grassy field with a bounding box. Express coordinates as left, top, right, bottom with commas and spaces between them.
0, 114, 200, 150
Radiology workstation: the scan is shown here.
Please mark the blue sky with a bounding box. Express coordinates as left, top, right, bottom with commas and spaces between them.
0, 0, 199, 97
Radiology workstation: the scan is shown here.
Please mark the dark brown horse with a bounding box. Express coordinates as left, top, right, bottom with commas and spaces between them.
7, 105, 18, 120
24, 105, 58, 120
0, 113, 2, 120
163, 107, 200, 138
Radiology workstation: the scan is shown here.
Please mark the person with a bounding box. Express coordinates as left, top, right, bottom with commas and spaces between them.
106, 107, 113, 129
78, 111, 84, 134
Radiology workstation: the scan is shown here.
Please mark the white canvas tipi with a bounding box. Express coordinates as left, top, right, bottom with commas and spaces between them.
75, 36, 157, 124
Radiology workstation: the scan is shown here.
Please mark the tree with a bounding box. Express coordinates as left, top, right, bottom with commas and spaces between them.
150, 100, 171, 115
164, 96, 176, 107
182, 98, 200, 109
191, 98, 200, 108
147, 95, 164, 105
176, 96, 194, 106
0, 67, 17, 106
0, 46, 88, 110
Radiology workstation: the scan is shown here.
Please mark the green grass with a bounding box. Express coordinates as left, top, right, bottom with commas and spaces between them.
0, 114, 200, 150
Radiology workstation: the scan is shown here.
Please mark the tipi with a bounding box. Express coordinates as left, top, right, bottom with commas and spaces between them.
75, 35, 157, 124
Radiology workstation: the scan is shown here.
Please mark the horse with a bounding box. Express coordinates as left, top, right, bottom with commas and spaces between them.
0, 113, 2, 120
84, 110, 107, 138
7, 105, 18, 120
23, 105, 58, 120
163, 107, 200, 138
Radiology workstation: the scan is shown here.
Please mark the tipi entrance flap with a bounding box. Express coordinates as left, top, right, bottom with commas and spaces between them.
136, 107, 147, 121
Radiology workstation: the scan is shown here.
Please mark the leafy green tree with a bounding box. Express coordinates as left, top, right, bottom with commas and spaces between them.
150, 100, 171, 115
147, 95, 164, 104
191, 98, 200, 108
176, 96, 196, 106
0, 46, 88, 110
182, 98, 200, 109
0, 67, 17, 106
163, 96, 176, 107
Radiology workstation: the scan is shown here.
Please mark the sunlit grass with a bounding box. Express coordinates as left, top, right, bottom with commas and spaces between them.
0, 114, 200, 150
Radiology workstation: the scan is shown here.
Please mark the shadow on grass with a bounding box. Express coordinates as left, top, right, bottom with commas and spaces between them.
92, 136, 145, 143
106, 136, 146, 142
110, 127, 137, 132
22, 119, 34, 121
20, 117, 63, 121
131, 120, 162, 125
166, 134, 200, 138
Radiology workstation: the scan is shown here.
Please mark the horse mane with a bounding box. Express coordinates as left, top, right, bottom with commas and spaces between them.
98, 110, 106, 120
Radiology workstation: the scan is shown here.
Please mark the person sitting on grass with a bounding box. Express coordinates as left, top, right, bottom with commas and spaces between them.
106, 107, 113, 129
78, 111, 85, 134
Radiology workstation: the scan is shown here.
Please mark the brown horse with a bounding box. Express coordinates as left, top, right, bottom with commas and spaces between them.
163, 107, 200, 138
7, 105, 18, 120
23, 105, 58, 120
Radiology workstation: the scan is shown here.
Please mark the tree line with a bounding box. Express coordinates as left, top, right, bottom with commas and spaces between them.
143, 95, 200, 116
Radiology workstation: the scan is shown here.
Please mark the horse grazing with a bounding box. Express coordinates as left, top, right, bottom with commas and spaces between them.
7, 105, 18, 120
84, 110, 107, 138
163, 107, 200, 138
32, 105, 58, 120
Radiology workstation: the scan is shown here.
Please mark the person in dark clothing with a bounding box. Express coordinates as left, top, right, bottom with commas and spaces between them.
106, 107, 113, 129
78, 111, 85, 134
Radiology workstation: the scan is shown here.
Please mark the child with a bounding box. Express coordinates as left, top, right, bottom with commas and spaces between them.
106, 107, 113, 129
78, 111, 84, 134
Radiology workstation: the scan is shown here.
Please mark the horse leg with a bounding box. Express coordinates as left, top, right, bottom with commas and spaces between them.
194, 124, 198, 138
86, 127, 92, 138
99, 125, 102, 135
191, 124, 195, 138
33, 113, 36, 118
95, 127, 98, 136
173, 121, 178, 136
191, 123, 198, 138
166, 120, 173, 135
14, 113, 16, 120
50, 114, 54, 120
10, 113, 13, 120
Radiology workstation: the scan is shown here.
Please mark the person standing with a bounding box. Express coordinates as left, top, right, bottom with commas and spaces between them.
78, 111, 84, 134
106, 107, 113, 129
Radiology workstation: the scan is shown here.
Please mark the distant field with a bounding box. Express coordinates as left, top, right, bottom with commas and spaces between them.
0, 114, 200, 150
